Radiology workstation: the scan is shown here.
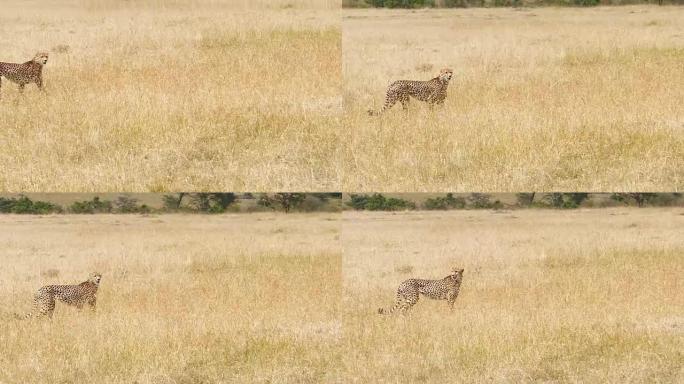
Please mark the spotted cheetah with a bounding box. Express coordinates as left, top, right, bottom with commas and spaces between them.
0, 52, 49, 99
378, 268, 463, 314
17, 272, 102, 319
368, 68, 453, 116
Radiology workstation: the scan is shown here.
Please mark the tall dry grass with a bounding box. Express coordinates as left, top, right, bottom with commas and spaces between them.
343, 6, 684, 191
339, 208, 684, 382
0, 1, 340, 191
0, 213, 341, 383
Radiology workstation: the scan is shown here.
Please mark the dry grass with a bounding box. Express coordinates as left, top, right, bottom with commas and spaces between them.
0, 1, 340, 191
343, 6, 684, 191
0, 213, 341, 383
339, 208, 684, 382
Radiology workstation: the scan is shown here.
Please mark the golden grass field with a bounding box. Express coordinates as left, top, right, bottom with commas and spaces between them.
340, 208, 684, 382
0, 0, 340, 191
343, 6, 684, 191
0, 213, 341, 383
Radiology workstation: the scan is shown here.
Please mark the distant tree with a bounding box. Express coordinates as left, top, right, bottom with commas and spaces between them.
70, 196, 113, 214
258, 193, 307, 213
565, 193, 590, 207
311, 193, 343, 201
114, 195, 141, 213
162, 193, 187, 210
210, 193, 237, 212
610, 193, 658, 207
467, 193, 492, 209
544, 193, 564, 208
347, 194, 370, 210
543, 193, 589, 209
424, 193, 466, 210
190, 193, 236, 213
516, 193, 536, 207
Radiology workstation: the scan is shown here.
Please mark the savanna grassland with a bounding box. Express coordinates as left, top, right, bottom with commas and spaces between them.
0, 0, 340, 191
339, 208, 684, 382
343, 6, 684, 191
0, 213, 341, 383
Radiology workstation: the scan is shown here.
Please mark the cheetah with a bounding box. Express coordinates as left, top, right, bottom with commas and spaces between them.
0, 52, 49, 99
368, 68, 453, 116
17, 272, 102, 319
378, 268, 463, 314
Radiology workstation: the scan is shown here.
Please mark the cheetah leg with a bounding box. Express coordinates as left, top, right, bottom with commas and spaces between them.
399, 95, 410, 111
88, 297, 97, 312
39, 296, 56, 319
18, 83, 25, 94
36, 78, 44, 92
380, 90, 399, 114
401, 291, 419, 313
447, 290, 459, 310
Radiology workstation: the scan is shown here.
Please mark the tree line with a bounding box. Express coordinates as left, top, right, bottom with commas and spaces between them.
344, 0, 680, 7
347, 193, 683, 211
0, 193, 342, 215
1, 193, 678, 214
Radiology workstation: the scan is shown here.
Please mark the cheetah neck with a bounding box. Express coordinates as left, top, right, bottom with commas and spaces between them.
431, 77, 450, 88
81, 280, 99, 289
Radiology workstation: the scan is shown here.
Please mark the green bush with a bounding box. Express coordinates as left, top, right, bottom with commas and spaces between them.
69, 197, 113, 214
298, 195, 342, 212
347, 194, 415, 211
367, 0, 436, 8
345, 0, 661, 7
423, 193, 466, 210
609, 193, 675, 207
0, 196, 62, 214
257, 193, 307, 213
191, 193, 237, 213
114, 196, 142, 213
542, 193, 589, 209
467, 193, 493, 209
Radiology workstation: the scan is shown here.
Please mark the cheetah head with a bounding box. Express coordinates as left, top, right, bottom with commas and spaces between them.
452, 268, 464, 280
33, 52, 49, 65
439, 68, 453, 82
89, 272, 102, 285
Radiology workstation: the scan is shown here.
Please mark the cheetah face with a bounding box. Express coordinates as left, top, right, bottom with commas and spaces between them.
452, 268, 464, 280
439, 69, 453, 82
89, 272, 102, 285
33, 52, 49, 65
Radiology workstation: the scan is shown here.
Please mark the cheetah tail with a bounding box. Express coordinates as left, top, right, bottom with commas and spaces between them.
13, 312, 32, 320
378, 306, 396, 315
